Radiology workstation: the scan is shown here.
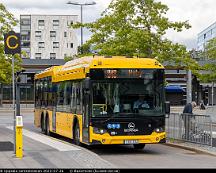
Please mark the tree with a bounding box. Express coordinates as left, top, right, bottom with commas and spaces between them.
0, 3, 22, 84
77, 44, 92, 55
64, 55, 76, 62
72, 0, 198, 68
198, 38, 216, 83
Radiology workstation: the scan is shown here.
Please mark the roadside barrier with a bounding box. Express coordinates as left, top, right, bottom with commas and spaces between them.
166, 113, 213, 146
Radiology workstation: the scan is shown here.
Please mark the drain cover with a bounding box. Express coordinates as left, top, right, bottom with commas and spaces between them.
0, 142, 14, 151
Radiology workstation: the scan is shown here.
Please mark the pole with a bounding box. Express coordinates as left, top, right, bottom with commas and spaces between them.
212, 82, 214, 106
187, 70, 192, 104
12, 56, 16, 153
16, 81, 20, 117
80, 4, 83, 54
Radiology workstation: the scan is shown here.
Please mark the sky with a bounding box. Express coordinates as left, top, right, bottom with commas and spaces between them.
2, 0, 216, 50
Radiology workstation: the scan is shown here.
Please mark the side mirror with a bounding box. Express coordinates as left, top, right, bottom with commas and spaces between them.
165, 101, 170, 117
83, 78, 90, 91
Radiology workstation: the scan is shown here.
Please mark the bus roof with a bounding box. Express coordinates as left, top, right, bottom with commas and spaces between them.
34, 66, 62, 80
35, 56, 164, 82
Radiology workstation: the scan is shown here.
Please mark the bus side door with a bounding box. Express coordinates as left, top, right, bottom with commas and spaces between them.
82, 84, 90, 143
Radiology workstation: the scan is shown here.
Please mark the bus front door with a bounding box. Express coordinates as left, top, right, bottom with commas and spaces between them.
82, 92, 90, 144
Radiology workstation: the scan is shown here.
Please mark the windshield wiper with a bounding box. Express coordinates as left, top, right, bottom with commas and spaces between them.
102, 114, 119, 124
101, 113, 135, 124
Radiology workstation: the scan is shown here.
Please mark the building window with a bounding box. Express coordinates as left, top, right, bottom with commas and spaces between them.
50, 53, 56, 59
212, 27, 216, 34
35, 53, 42, 59
53, 42, 59, 48
53, 20, 59, 28
70, 43, 73, 48
50, 31, 56, 38
21, 25, 31, 30
21, 19, 31, 25
38, 42, 45, 48
67, 21, 73, 26
38, 20, 45, 29
35, 31, 42, 38
204, 34, 206, 39
64, 32, 67, 37
21, 42, 30, 48
21, 35, 30, 41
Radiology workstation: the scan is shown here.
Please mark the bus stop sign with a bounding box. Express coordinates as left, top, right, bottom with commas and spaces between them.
4, 31, 21, 55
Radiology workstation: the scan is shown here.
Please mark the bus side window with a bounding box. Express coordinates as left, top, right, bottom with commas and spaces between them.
57, 82, 65, 111
76, 82, 82, 114
43, 79, 48, 107
40, 80, 44, 107
35, 80, 40, 107
64, 81, 72, 112
71, 83, 77, 113
52, 83, 58, 107
47, 78, 52, 107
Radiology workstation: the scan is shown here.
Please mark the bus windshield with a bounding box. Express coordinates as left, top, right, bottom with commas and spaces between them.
91, 69, 165, 117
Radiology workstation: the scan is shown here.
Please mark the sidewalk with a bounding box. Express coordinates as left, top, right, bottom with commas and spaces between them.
166, 140, 216, 156
0, 125, 115, 168
0, 105, 34, 113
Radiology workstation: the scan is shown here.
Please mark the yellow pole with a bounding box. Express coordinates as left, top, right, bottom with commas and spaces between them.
16, 116, 23, 158
16, 126, 23, 158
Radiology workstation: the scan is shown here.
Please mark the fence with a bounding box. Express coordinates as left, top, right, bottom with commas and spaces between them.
166, 113, 213, 146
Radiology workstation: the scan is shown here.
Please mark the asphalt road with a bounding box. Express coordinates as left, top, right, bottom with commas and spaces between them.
1, 110, 216, 168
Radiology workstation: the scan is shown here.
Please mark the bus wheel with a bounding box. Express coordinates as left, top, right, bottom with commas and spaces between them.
45, 116, 50, 136
41, 115, 45, 133
74, 123, 81, 146
133, 144, 145, 150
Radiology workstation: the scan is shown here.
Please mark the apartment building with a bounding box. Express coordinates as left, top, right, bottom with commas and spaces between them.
20, 15, 78, 59
197, 21, 216, 51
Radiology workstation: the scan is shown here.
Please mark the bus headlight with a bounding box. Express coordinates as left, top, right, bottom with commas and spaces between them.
93, 127, 107, 134
154, 127, 165, 133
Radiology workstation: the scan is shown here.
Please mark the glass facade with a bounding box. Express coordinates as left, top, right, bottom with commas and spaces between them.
20, 15, 31, 58
2, 84, 34, 104
197, 22, 216, 51
0, 73, 35, 104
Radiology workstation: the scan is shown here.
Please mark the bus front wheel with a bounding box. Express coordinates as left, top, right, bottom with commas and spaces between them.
133, 144, 145, 150
74, 123, 81, 146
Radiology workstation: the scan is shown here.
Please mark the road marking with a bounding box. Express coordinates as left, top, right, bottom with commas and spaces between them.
6, 126, 80, 151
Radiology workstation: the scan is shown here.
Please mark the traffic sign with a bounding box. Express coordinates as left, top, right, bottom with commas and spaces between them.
4, 31, 21, 55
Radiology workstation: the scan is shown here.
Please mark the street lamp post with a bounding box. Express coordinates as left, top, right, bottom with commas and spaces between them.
67, 1, 96, 54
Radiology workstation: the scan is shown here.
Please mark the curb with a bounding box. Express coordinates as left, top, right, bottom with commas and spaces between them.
0, 109, 33, 112
165, 142, 216, 156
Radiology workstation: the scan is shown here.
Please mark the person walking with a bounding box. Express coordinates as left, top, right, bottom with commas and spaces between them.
182, 101, 197, 140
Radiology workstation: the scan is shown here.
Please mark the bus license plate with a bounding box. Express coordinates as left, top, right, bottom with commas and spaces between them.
124, 140, 139, 144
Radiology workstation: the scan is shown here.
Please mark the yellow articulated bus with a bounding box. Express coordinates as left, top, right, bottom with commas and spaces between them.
34, 56, 170, 149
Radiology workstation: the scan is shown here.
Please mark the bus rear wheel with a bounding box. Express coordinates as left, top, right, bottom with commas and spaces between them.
74, 123, 81, 146
45, 116, 50, 136
133, 144, 145, 150
41, 115, 45, 133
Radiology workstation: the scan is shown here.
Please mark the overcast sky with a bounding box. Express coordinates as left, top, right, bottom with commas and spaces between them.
2, 0, 216, 50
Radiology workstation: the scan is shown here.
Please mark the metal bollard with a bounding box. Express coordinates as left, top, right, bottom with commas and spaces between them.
16, 116, 23, 158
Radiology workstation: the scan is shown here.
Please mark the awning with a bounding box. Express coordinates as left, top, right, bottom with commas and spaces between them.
165, 85, 185, 93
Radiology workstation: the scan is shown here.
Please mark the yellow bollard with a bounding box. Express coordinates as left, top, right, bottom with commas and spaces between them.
16, 126, 23, 158
16, 116, 23, 158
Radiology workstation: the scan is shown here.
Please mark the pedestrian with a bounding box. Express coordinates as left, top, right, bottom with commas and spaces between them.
182, 101, 197, 140
183, 101, 197, 114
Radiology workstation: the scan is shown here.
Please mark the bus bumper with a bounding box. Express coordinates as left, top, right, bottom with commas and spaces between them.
89, 127, 166, 145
